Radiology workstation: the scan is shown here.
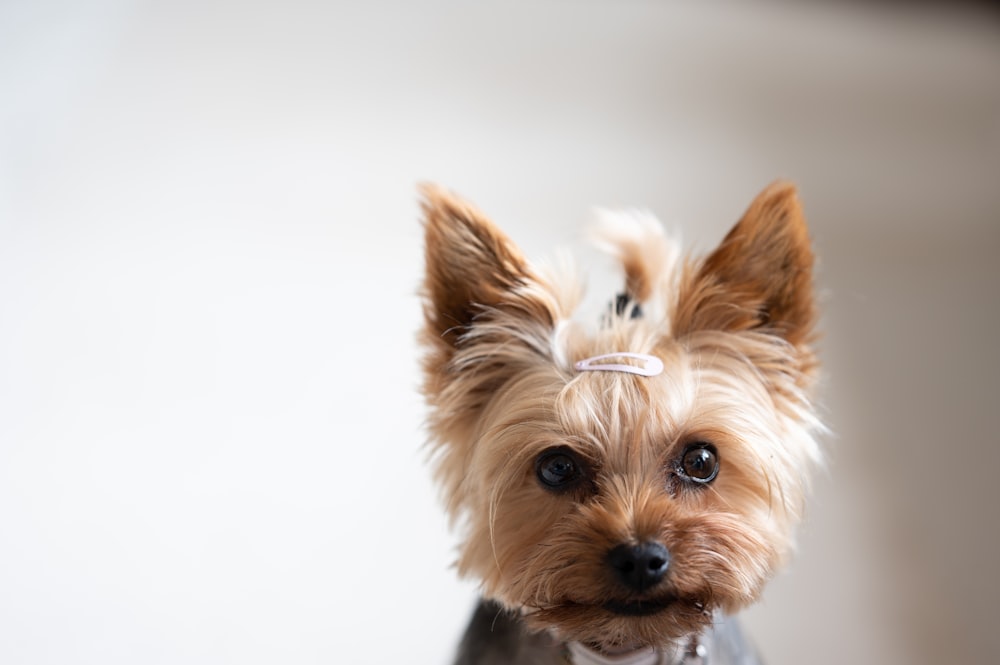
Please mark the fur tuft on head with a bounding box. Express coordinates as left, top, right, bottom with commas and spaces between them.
589, 208, 683, 325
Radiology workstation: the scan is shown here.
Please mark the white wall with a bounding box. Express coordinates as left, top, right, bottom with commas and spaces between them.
2, 1, 998, 664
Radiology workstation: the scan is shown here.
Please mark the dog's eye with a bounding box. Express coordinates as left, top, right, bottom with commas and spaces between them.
535, 449, 582, 491
679, 444, 719, 484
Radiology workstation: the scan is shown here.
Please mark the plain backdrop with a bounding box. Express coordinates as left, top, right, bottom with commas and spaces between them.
2, 1, 998, 664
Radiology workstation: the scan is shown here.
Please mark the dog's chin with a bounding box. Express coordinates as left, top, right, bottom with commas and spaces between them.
602, 596, 677, 617
525, 595, 711, 648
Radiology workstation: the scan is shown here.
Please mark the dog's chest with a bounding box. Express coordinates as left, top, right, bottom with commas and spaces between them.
453, 600, 762, 665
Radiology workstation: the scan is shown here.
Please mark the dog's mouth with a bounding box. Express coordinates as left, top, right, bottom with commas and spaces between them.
526, 594, 712, 647
602, 596, 677, 617
542, 596, 679, 618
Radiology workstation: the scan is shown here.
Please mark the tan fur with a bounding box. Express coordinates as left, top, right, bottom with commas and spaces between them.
419, 183, 823, 651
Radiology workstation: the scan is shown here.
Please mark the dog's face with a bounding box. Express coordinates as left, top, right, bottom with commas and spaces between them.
420, 184, 822, 650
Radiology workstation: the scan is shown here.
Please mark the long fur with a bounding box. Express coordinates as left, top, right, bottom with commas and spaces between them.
420, 182, 823, 652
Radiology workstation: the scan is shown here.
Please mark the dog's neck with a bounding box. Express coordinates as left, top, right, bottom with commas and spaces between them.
564, 637, 705, 665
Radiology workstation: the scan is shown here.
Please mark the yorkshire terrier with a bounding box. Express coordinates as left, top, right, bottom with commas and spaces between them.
419, 182, 823, 665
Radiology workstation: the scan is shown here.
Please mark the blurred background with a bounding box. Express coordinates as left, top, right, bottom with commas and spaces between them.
1, 1, 998, 663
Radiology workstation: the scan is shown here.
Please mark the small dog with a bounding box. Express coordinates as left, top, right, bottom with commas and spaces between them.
419, 182, 823, 665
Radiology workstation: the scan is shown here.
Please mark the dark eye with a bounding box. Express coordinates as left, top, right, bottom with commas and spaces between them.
535, 449, 582, 491
679, 444, 719, 484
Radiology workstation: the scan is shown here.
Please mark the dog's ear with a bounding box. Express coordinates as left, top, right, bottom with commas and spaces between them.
420, 184, 553, 349
675, 181, 816, 347
420, 185, 559, 402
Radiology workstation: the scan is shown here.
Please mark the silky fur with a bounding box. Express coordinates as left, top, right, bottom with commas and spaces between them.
419, 182, 823, 652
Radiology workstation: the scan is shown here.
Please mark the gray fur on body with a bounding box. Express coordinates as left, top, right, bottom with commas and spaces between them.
453, 600, 763, 665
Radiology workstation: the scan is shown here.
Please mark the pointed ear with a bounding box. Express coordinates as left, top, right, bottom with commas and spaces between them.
675, 181, 816, 346
420, 184, 554, 348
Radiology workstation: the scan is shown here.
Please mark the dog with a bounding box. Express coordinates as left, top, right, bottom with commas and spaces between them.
418, 182, 823, 665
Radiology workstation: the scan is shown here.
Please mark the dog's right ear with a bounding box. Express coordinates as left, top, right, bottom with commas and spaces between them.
420, 184, 547, 347
420, 185, 556, 357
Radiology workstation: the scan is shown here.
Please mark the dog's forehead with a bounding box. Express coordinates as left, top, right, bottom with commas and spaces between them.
555, 345, 696, 458
553, 335, 779, 465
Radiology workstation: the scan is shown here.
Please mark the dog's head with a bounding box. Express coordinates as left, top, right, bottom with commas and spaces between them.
419, 183, 822, 649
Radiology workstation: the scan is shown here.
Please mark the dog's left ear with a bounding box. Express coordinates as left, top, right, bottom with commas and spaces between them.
675, 181, 816, 347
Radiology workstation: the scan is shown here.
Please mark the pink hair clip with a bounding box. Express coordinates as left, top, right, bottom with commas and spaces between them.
574, 352, 664, 377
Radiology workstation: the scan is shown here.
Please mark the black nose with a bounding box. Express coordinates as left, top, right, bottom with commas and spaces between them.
607, 542, 671, 592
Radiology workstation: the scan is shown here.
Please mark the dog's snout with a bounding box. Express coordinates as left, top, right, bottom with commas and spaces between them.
607, 542, 671, 592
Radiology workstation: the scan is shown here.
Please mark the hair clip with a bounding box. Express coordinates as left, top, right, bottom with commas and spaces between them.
574, 352, 664, 377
